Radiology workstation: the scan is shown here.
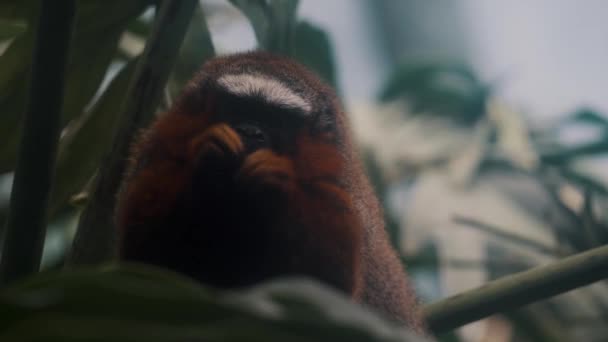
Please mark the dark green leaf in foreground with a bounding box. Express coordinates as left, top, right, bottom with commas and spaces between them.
0, 0, 37, 21
0, 33, 33, 172
49, 60, 138, 218
0, 19, 27, 40
0, 265, 425, 342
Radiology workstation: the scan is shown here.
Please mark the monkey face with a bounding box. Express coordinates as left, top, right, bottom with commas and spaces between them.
176, 51, 341, 158
208, 93, 306, 156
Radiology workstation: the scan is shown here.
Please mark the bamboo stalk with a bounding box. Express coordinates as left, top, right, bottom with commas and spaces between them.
67, 0, 199, 266
424, 244, 608, 333
0, 0, 75, 285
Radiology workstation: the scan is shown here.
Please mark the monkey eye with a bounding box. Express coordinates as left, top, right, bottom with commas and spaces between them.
234, 123, 270, 151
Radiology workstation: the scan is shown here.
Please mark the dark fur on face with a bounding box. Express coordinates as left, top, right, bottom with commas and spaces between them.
116, 51, 425, 332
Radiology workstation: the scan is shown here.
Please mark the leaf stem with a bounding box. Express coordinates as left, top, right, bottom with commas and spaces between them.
0, 0, 76, 285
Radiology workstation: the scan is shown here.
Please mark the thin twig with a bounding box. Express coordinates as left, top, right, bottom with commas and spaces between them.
0, 0, 75, 285
424, 244, 608, 333
581, 189, 602, 248
67, 0, 199, 266
453, 215, 565, 256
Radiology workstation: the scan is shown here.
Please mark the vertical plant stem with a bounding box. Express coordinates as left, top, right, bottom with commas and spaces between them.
424, 244, 608, 333
67, 0, 198, 266
0, 0, 75, 285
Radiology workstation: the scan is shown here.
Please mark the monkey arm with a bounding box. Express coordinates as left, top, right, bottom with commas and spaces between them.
119, 122, 363, 294
235, 140, 364, 295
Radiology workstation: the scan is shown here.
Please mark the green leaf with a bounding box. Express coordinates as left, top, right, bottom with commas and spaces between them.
0, 20, 27, 40
73, 0, 152, 37
0, 265, 425, 341
540, 138, 608, 165
0, 1, 150, 173
559, 165, 608, 196
379, 61, 488, 125
62, 0, 151, 123
294, 21, 337, 90
0, 1, 37, 21
170, 2, 215, 92
49, 60, 138, 218
127, 17, 153, 38
569, 108, 608, 128
0, 33, 33, 173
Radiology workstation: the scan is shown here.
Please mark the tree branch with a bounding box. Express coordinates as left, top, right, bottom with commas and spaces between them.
424, 244, 608, 333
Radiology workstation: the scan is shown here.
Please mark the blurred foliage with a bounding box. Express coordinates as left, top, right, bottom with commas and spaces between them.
0, 0, 150, 173
0, 265, 425, 341
378, 61, 489, 125
376, 56, 608, 340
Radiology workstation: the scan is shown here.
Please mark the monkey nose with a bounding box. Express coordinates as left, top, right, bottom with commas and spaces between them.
233, 123, 270, 153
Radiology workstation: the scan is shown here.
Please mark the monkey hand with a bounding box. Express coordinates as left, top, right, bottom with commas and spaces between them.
190, 123, 245, 169
188, 123, 246, 192
235, 149, 295, 196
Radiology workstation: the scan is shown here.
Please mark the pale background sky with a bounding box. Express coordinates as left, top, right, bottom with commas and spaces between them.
297, 0, 608, 122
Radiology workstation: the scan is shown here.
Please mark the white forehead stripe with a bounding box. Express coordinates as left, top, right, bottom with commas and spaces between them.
217, 73, 311, 113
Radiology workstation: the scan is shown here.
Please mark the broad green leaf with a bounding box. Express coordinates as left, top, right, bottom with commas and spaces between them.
0, 19, 27, 40
0, 32, 32, 102
61, 0, 151, 123
49, 60, 138, 218
61, 35, 121, 123
74, 0, 152, 37
0, 1, 37, 21
0, 265, 425, 341
0, 33, 33, 173
294, 20, 337, 90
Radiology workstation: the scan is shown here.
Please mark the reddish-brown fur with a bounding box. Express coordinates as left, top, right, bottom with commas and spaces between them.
116, 52, 425, 332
